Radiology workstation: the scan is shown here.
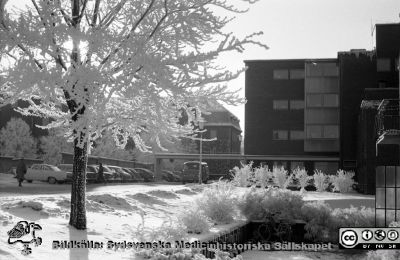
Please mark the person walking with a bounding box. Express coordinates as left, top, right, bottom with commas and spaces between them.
97, 162, 106, 184
16, 158, 27, 187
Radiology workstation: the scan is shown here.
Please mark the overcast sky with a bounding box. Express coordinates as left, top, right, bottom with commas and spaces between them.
221, 0, 400, 133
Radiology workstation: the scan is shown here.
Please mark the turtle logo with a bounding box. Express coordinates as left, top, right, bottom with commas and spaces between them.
7, 221, 42, 255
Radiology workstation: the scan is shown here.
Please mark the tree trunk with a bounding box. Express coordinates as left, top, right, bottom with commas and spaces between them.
69, 135, 88, 230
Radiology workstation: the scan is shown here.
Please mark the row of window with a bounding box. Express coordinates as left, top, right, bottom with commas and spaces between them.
273, 94, 339, 110
273, 69, 304, 80
306, 125, 339, 139
306, 94, 339, 107
273, 130, 305, 140
273, 100, 304, 110
273, 125, 339, 140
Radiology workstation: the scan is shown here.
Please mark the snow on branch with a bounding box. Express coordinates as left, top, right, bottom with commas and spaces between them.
0, 0, 267, 151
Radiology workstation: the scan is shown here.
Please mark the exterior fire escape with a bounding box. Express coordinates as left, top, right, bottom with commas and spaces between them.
376, 99, 400, 146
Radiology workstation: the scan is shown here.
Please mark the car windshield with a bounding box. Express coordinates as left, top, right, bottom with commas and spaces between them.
49, 166, 61, 171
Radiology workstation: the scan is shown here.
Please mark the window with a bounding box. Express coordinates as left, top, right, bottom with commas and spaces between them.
290, 130, 305, 140
273, 100, 288, 110
323, 125, 339, 138
323, 64, 339, 76
377, 58, 391, 72
273, 130, 288, 140
306, 94, 323, 107
323, 94, 339, 107
273, 69, 289, 79
290, 69, 305, 79
210, 129, 217, 139
306, 125, 322, 139
290, 100, 304, 110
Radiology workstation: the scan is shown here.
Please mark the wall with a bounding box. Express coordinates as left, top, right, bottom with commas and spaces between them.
339, 51, 377, 170
245, 60, 305, 155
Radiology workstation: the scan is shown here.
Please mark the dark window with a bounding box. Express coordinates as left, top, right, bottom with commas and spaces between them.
323, 94, 339, 107
377, 58, 391, 72
290, 130, 305, 140
272, 130, 288, 140
273, 100, 289, 110
306, 125, 322, 139
290, 100, 304, 110
273, 69, 289, 79
306, 94, 323, 107
289, 69, 305, 79
323, 125, 339, 138
210, 129, 217, 139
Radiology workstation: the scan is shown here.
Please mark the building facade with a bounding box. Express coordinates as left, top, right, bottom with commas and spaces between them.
244, 23, 400, 193
244, 59, 340, 173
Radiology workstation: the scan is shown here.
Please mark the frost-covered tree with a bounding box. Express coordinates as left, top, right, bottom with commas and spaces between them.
39, 128, 73, 165
91, 131, 135, 160
0, 0, 267, 229
0, 117, 37, 158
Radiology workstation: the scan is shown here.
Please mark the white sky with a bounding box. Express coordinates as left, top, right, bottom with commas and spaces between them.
221, 0, 400, 133
3, 0, 400, 133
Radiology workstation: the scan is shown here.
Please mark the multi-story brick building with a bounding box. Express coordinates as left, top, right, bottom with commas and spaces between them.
244, 23, 400, 185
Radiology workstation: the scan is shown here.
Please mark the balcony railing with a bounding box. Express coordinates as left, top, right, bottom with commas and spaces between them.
375, 99, 400, 143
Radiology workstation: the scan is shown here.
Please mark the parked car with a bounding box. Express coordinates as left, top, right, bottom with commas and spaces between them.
162, 170, 181, 182
123, 168, 145, 182
58, 164, 101, 183
134, 168, 155, 182
108, 166, 132, 182
102, 165, 117, 182
182, 161, 209, 184
25, 164, 67, 184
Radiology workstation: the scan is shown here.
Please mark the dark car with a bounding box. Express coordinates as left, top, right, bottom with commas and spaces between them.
162, 170, 181, 182
123, 168, 145, 182
108, 166, 133, 182
134, 168, 155, 182
58, 164, 104, 183
182, 161, 209, 184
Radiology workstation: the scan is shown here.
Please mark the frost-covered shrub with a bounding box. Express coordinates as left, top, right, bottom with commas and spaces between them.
238, 187, 304, 221
180, 208, 211, 234
292, 167, 310, 192
136, 248, 244, 260
230, 162, 254, 187
366, 251, 400, 260
300, 201, 333, 242
329, 206, 374, 240
330, 169, 355, 193
300, 203, 375, 243
313, 169, 329, 192
272, 166, 290, 189
196, 180, 237, 224
254, 166, 272, 188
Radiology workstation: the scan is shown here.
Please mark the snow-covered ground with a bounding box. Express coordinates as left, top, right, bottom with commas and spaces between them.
0, 173, 373, 260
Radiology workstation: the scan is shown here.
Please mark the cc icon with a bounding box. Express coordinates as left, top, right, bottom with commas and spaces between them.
341, 230, 358, 248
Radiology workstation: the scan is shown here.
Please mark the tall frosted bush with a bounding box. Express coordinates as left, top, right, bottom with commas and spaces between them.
330, 169, 355, 193
293, 167, 310, 192
230, 162, 254, 187
254, 166, 272, 188
273, 166, 290, 189
313, 169, 328, 192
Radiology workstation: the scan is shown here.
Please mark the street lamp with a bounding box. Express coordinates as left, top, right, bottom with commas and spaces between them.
198, 119, 205, 184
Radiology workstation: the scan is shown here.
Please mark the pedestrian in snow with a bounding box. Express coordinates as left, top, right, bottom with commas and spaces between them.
16, 158, 27, 187
97, 162, 106, 184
